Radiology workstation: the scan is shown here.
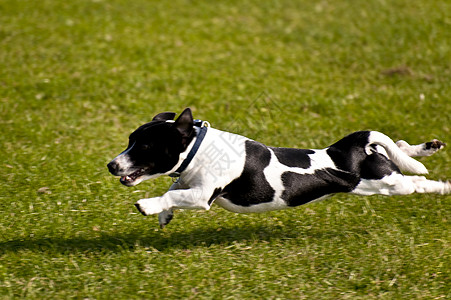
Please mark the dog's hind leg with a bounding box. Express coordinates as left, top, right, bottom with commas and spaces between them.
408, 176, 451, 194
352, 173, 451, 196
396, 139, 446, 157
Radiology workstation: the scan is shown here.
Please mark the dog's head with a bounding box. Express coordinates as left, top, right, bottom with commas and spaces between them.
107, 108, 195, 186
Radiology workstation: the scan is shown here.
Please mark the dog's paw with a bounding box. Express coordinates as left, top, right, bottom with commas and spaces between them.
425, 139, 446, 150
158, 210, 174, 229
135, 198, 164, 216
421, 139, 446, 156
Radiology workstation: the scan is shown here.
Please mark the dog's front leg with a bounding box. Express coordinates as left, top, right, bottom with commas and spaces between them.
135, 188, 211, 216
158, 209, 173, 229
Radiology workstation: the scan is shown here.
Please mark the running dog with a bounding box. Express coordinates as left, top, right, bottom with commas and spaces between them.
107, 108, 449, 228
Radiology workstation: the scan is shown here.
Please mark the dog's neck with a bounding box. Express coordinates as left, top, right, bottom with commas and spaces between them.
169, 121, 210, 178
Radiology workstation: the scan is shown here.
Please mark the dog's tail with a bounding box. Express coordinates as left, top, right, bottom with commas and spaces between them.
368, 131, 428, 174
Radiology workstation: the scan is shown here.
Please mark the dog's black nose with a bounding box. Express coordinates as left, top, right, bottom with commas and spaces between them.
107, 161, 118, 174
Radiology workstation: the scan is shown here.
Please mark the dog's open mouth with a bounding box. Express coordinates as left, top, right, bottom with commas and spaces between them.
120, 168, 147, 186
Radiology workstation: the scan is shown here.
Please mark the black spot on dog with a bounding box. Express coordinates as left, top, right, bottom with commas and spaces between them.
271, 147, 314, 168
281, 169, 360, 206
326, 131, 371, 173
360, 153, 401, 180
222, 140, 275, 206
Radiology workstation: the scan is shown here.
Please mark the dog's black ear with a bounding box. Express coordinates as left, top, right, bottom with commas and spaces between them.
173, 108, 194, 146
152, 112, 176, 121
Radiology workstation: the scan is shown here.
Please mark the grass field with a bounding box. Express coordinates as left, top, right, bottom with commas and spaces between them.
1, 0, 450, 298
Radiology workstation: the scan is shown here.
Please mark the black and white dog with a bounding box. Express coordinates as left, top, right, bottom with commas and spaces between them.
108, 108, 450, 228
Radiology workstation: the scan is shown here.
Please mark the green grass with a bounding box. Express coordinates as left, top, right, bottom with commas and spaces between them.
1, 0, 450, 298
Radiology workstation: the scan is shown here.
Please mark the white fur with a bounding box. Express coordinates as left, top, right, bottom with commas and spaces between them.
352, 173, 451, 196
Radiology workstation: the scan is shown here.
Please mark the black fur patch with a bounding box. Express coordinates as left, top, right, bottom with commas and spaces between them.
271, 147, 314, 168
360, 153, 401, 179
125, 121, 195, 175
327, 131, 400, 180
326, 131, 370, 173
222, 140, 275, 206
281, 168, 360, 206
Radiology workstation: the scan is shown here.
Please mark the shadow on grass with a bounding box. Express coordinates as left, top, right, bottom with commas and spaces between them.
0, 224, 303, 255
